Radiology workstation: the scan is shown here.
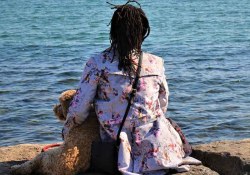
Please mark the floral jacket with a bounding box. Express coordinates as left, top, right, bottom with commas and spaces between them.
62, 50, 169, 140
62, 50, 200, 174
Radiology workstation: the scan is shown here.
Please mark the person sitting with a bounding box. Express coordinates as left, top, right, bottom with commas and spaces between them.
62, 1, 201, 174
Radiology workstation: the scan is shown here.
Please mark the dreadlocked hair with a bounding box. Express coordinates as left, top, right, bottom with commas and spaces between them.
108, 0, 150, 81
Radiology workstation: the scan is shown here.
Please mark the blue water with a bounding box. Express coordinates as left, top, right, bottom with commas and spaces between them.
0, 0, 250, 147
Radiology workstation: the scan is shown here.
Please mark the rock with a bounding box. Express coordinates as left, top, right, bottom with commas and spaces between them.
191, 138, 250, 175
174, 165, 219, 175
0, 144, 46, 175
0, 143, 218, 175
80, 166, 219, 175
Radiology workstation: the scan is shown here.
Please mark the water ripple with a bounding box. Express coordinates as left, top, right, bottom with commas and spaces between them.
0, 0, 250, 147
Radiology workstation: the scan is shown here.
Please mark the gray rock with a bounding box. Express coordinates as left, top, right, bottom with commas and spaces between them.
0, 143, 219, 175
78, 165, 218, 175
191, 138, 250, 175
174, 165, 219, 175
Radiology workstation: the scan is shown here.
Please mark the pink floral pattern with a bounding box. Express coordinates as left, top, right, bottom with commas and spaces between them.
62, 50, 201, 174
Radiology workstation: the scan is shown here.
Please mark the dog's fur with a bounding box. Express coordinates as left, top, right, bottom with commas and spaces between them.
11, 90, 101, 175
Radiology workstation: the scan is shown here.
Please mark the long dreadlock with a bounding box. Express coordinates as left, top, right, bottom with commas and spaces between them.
107, 0, 150, 81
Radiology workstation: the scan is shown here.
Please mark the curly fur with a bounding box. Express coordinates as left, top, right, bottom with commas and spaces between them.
11, 90, 101, 175
53, 104, 65, 121
54, 89, 76, 121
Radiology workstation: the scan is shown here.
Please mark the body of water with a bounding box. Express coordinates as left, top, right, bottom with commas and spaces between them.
0, 0, 250, 147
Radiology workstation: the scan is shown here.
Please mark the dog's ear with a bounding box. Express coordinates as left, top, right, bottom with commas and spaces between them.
58, 90, 76, 119
53, 104, 66, 121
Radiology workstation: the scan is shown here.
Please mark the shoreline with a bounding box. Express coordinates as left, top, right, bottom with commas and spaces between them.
1, 139, 249, 175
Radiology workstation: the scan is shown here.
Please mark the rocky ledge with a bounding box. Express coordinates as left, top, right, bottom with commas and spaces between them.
0, 139, 249, 175
191, 138, 250, 175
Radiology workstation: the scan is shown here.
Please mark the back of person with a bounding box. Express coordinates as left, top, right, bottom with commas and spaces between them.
90, 50, 168, 140
62, 1, 201, 174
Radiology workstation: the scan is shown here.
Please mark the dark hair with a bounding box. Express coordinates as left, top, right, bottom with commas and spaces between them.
108, 1, 150, 80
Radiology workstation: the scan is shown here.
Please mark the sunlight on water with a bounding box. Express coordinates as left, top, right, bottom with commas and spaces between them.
0, 0, 250, 147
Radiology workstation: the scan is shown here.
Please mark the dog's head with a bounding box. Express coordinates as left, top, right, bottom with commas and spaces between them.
53, 90, 76, 121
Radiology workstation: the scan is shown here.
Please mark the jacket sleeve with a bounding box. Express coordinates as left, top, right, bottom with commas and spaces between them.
62, 56, 99, 140
158, 62, 169, 114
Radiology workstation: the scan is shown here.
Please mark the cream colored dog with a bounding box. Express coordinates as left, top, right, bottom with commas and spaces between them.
11, 90, 101, 175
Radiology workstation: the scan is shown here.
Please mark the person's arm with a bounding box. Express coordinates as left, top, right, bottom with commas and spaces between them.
158, 61, 169, 114
62, 56, 99, 140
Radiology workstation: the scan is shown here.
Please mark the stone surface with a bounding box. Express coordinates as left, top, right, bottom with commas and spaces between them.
174, 165, 219, 175
0, 144, 46, 175
0, 143, 219, 175
191, 138, 250, 175
81, 165, 219, 175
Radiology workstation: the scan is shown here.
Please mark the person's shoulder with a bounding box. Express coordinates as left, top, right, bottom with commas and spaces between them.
86, 50, 111, 64
90, 50, 115, 64
144, 52, 164, 66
